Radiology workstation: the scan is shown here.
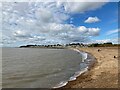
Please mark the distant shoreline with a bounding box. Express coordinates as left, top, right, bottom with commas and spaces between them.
19, 46, 67, 49
19, 43, 120, 49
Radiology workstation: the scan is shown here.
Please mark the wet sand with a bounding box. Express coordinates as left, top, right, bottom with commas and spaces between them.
63, 47, 118, 88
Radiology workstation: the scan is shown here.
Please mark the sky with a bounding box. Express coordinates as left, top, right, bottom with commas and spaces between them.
1, 1, 119, 47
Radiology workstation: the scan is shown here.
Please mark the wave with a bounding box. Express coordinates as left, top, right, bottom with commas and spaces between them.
52, 48, 95, 89
53, 81, 68, 88
72, 48, 87, 62
53, 67, 89, 88
69, 66, 88, 81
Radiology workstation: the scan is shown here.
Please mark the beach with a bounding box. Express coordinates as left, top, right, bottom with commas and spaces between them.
63, 47, 118, 88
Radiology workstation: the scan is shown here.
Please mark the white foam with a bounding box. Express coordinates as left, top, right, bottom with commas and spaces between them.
72, 49, 81, 53
69, 66, 88, 82
53, 81, 68, 88
53, 66, 89, 88
81, 52, 88, 62
75, 67, 88, 77
69, 76, 76, 81
73, 49, 88, 62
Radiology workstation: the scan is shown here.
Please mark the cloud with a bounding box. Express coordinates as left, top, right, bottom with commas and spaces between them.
91, 39, 112, 43
97, 38, 119, 44
106, 29, 120, 35
78, 26, 88, 33
88, 27, 100, 36
77, 26, 100, 36
84, 16, 100, 23
59, 1, 107, 14
2, 2, 104, 47
35, 8, 53, 23
13, 30, 32, 38
86, 38, 120, 44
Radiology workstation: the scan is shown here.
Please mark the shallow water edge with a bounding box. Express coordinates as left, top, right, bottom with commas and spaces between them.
52, 48, 97, 89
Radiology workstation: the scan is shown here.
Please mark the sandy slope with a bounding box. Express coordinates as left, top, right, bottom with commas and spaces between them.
63, 47, 118, 88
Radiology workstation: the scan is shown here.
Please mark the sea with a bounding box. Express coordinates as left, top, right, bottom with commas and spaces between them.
2, 48, 95, 88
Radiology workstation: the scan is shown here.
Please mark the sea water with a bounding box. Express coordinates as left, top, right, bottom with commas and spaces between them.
2, 48, 95, 88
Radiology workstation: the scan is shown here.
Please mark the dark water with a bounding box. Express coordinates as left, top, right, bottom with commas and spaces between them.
2, 48, 89, 88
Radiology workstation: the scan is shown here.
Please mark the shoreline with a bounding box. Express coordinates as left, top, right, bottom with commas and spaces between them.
60, 47, 118, 88
53, 48, 97, 89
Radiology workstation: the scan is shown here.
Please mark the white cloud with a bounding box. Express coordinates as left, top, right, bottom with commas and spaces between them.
84, 16, 100, 23
92, 39, 111, 43
0, 0, 110, 2
78, 26, 100, 36
106, 29, 120, 35
13, 30, 32, 38
90, 38, 120, 44
60, 2, 107, 14
2, 2, 105, 47
78, 26, 88, 33
88, 27, 100, 36
35, 8, 53, 22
